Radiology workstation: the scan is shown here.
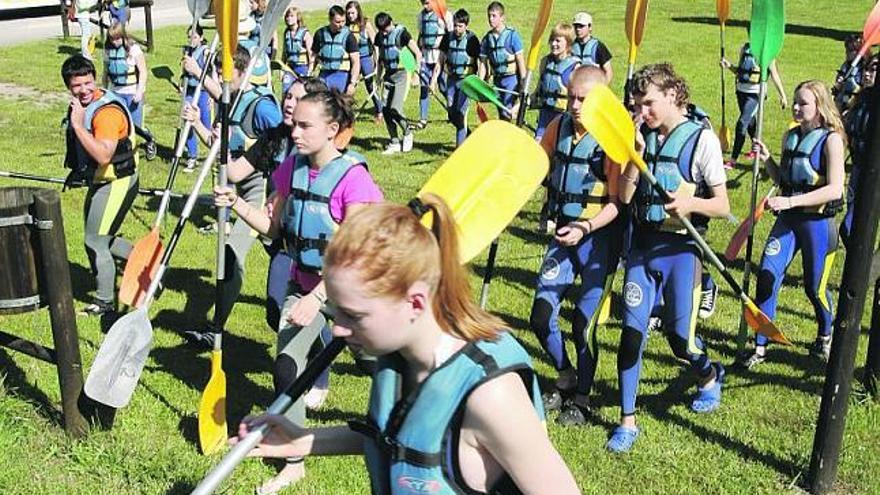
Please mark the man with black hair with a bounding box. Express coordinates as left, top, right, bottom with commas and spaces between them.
375, 11, 422, 154
437, 8, 481, 146
312, 5, 361, 95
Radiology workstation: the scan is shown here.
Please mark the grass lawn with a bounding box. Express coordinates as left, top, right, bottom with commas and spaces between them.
0, 0, 879, 493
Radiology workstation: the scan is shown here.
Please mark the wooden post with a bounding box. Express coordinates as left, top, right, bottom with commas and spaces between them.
144, 0, 153, 52
32, 189, 88, 437
864, 275, 880, 397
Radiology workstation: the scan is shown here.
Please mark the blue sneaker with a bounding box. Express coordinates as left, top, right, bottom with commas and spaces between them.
606, 425, 640, 453
691, 363, 725, 413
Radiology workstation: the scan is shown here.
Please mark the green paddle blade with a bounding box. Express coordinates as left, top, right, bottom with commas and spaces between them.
749, 0, 785, 81
461, 75, 508, 111
400, 47, 417, 73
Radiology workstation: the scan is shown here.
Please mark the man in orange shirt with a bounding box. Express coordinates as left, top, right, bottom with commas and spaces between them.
62, 54, 139, 316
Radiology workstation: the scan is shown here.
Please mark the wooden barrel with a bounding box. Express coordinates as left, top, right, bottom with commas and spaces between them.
0, 187, 44, 314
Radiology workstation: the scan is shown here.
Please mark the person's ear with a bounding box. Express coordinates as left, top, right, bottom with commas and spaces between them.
406, 281, 431, 321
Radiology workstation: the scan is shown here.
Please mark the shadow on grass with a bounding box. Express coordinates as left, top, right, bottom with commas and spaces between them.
670, 17, 855, 42
164, 480, 196, 495
0, 348, 64, 426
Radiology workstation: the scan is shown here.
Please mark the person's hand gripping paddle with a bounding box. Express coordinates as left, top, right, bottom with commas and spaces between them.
461, 74, 512, 118
737, 0, 785, 352
623, 0, 649, 105
579, 83, 790, 345
837, 1, 880, 84
724, 185, 776, 262
717, 0, 732, 152
189, 120, 550, 495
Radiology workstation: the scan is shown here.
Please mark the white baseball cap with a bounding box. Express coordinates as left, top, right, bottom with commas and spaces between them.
573, 12, 593, 26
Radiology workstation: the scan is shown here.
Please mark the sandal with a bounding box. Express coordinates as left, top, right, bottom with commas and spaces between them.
606, 425, 640, 453
691, 363, 725, 413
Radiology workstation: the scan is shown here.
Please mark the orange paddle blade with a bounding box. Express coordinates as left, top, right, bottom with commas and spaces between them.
335, 125, 354, 149
859, 1, 880, 58
724, 187, 774, 262
119, 228, 165, 308
429, 0, 447, 19
716, 0, 730, 25
527, 0, 555, 71
743, 300, 791, 345
625, 0, 650, 64
476, 102, 490, 123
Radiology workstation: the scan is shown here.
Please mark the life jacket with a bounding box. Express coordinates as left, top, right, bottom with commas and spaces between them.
636, 120, 710, 233
249, 11, 263, 45
737, 43, 761, 85
185, 43, 208, 90
105, 44, 137, 87
111, 0, 126, 8
280, 151, 366, 271
779, 127, 843, 216
379, 25, 405, 72
845, 89, 873, 165
229, 85, 278, 158
445, 31, 477, 78
835, 61, 863, 109
239, 37, 272, 87
686, 103, 712, 130
548, 113, 609, 223
572, 37, 599, 67
349, 22, 375, 59
537, 55, 578, 111
351, 332, 542, 495
65, 89, 137, 183
283, 27, 309, 67
485, 27, 517, 77
317, 26, 353, 72
418, 9, 443, 50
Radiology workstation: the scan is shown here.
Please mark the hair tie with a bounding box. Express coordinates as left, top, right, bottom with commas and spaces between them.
407, 197, 430, 219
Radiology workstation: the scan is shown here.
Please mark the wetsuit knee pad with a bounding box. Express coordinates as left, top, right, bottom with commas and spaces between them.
666, 333, 690, 362
572, 309, 590, 349
273, 353, 299, 394
529, 298, 554, 340
618, 326, 644, 371
755, 269, 777, 303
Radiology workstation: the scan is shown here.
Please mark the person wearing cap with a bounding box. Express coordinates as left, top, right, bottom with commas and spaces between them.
312, 5, 362, 95
571, 12, 613, 83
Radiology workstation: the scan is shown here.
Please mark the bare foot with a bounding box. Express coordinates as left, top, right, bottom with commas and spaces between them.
256, 460, 305, 495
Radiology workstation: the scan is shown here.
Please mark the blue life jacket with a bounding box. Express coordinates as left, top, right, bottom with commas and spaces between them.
65, 89, 137, 183
445, 31, 477, 78
185, 43, 208, 90
549, 113, 608, 223
280, 151, 366, 271
779, 127, 843, 215
230, 85, 278, 158
537, 55, 578, 110
349, 22, 374, 59
737, 43, 761, 85
636, 120, 709, 233
418, 9, 443, 50
238, 37, 272, 87
572, 37, 599, 66
284, 27, 309, 67
485, 27, 516, 77
835, 61, 863, 109
379, 25, 405, 72
317, 26, 353, 72
352, 332, 542, 495
105, 44, 137, 87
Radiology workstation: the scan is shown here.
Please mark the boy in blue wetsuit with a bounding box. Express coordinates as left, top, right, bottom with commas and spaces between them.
530, 66, 621, 426
479, 1, 525, 121
533, 23, 579, 139
312, 5, 361, 95
611, 63, 730, 453
437, 8, 481, 146
415, 0, 451, 129
743, 80, 846, 367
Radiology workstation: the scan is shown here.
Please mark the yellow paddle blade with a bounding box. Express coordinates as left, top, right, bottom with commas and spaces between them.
199, 349, 228, 455
719, 123, 732, 152
625, 0, 650, 64
743, 300, 791, 345
119, 228, 164, 308
579, 84, 649, 173
216, 0, 239, 82
417, 120, 548, 263
527, 0, 555, 71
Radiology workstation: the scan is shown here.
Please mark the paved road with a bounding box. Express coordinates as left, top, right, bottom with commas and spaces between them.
0, 0, 351, 47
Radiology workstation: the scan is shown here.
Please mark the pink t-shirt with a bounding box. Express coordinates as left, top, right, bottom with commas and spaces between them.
271, 153, 384, 290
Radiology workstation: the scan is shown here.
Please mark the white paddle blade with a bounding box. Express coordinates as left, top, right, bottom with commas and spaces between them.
84, 308, 153, 408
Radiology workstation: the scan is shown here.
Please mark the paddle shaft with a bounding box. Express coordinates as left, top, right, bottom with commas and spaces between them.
0, 170, 185, 199
414, 70, 450, 112
736, 81, 768, 351
191, 337, 347, 495
719, 24, 727, 129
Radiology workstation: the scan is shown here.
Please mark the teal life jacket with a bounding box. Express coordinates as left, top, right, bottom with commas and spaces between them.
318, 26, 353, 72
571, 37, 599, 67
445, 31, 477, 78
636, 120, 710, 233
379, 25, 405, 72
185, 43, 208, 90
250, 11, 264, 45
65, 89, 137, 183
485, 27, 516, 77
835, 61, 863, 109
737, 43, 761, 85
229, 85, 278, 158
349, 22, 374, 59
418, 9, 443, 50
105, 44, 137, 87
239, 37, 272, 86
284, 27, 309, 67
351, 332, 543, 495
686, 103, 712, 130
779, 127, 843, 216
537, 55, 578, 110
549, 113, 609, 223
280, 151, 366, 271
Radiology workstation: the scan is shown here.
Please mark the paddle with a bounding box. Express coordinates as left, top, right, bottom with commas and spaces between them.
402, 46, 450, 112
623, 0, 650, 104
461, 75, 512, 119
484, 0, 553, 309
579, 84, 789, 345
717, 0, 732, 152
191, 120, 549, 495
738, 0, 785, 352
839, 1, 880, 83
428, 0, 447, 20
475, 101, 490, 123
724, 186, 776, 262
0, 170, 185, 199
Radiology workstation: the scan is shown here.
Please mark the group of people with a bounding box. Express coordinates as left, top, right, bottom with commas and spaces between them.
54, 1, 872, 493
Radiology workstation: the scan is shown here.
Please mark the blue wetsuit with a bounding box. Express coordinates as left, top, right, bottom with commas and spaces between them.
440, 30, 480, 146
480, 27, 523, 119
